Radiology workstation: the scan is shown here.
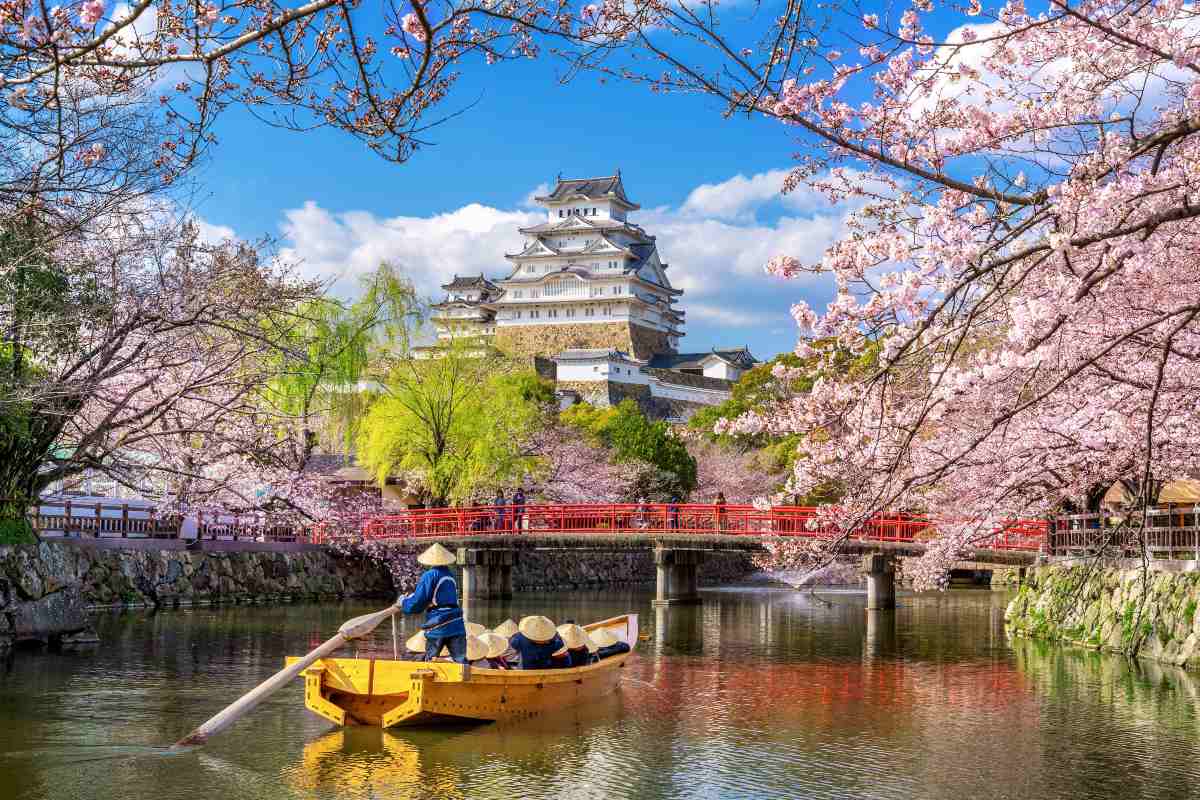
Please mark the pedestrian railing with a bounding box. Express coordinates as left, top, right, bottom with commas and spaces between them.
1050, 507, 1200, 559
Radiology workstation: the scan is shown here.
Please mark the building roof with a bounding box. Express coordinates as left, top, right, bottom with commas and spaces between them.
648, 347, 758, 371
442, 274, 499, 291
535, 174, 639, 210
554, 348, 644, 364
518, 217, 652, 239
644, 367, 735, 392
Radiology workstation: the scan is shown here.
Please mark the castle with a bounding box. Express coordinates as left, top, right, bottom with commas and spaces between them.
428, 173, 756, 420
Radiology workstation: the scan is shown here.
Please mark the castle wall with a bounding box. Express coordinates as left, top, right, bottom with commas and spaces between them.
495, 322, 672, 360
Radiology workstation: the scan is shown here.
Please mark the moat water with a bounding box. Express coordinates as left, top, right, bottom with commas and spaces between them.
2, 587, 1199, 800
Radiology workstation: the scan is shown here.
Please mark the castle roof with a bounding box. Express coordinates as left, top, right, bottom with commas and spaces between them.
554, 348, 644, 364
535, 174, 639, 210
648, 347, 758, 371
442, 274, 499, 292
518, 216, 652, 239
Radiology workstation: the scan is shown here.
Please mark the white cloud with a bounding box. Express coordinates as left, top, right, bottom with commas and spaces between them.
276, 200, 539, 298
193, 217, 235, 243
521, 182, 552, 209
680, 168, 841, 221
267, 169, 851, 353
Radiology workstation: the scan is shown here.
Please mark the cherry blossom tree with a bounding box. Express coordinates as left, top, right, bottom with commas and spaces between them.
633, 1, 1200, 588
0, 214, 336, 538
686, 437, 783, 505
530, 425, 633, 503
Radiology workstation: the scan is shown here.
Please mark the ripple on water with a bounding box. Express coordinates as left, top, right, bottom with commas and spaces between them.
2, 590, 1200, 800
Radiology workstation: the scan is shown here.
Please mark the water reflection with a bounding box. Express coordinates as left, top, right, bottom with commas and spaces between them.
2, 588, 1200, 799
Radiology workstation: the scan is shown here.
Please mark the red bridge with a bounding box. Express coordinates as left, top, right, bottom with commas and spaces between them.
326, 503, 1046, 606
340, 502, 1048, 552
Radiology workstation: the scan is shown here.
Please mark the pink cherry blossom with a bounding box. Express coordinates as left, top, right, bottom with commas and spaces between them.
79, 0, 104, 25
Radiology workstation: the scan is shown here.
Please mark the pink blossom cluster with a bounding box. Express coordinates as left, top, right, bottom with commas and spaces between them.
728, 0, 1200, 587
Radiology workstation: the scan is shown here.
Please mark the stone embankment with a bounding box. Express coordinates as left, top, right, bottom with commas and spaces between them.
0, 541, 394, 649
1006, 565, 1200, 669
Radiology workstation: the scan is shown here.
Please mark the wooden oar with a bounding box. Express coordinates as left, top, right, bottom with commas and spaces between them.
171, 604, 400, 749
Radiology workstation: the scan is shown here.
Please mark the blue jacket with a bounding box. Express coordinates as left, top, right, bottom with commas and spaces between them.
597, 642, 631, 660
400, 566, 466, 639
509, 631, 565, 670
565, 646, 594, 667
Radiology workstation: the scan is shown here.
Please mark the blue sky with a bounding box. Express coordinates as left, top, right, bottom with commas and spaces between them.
186, 4, 982, 360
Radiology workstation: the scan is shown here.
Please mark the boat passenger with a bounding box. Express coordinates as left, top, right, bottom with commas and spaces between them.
493, 618, 519, 638
479, 632, 513, 669
465, 622, 488, 637
588, 627, 631, 660
395, 542, 469, 664
556, 623, 595, 667
464, 633, 489, 667
508, 615, 564, 670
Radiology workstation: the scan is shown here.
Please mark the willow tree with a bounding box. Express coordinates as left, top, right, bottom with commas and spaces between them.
357, 342, 554, 506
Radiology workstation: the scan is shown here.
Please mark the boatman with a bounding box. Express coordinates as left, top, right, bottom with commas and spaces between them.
396, 543, 468, 664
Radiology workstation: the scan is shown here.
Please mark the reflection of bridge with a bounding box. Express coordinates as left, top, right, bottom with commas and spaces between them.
326, 504, 1048, 608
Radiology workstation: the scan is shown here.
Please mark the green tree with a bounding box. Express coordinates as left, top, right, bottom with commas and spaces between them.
561, 400, 697, 500
357, 342, 554, 505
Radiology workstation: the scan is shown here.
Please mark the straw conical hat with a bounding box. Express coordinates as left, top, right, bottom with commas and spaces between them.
479, 631, 509, 659
493, 618, 518, 638
417, 543, 457, 567
518, 615, 557, 643
588, 627, 620, 648
557, 623, 588, 650
465, 634, 488, 662
465, 622, 487, 637
405, 630, 448, 656
584, 633, 599, 654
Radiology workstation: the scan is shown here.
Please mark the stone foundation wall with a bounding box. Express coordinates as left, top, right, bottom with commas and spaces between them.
555, 380, 654, 414
1006, 565, 1200, 669
628, 325, 675, 361
494, 322, 673, 361
495, 322, 636, 359
556, 380, 613, 407
0, 542, 394, 648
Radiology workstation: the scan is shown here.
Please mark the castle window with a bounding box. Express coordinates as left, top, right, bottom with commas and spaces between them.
558, 210, 564, 218
530, 289, 540, 298
515, 311, 522, 319
592, 207, 597, 215
514, 290, 523, 298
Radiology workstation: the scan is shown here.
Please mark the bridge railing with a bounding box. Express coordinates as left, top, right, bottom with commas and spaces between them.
351, 503, 1047, 552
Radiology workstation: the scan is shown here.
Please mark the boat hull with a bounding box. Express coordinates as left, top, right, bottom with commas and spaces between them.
287, 613, 638, 728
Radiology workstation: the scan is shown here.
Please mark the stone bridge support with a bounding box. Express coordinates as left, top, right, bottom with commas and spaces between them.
862, 553, 896, 611
653, 548, 706, 606
457, 548, 518, 606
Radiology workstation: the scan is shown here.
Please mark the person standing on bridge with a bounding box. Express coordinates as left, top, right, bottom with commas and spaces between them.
512, 487, 526, 532
493, 489, 508, 532
395, 543, 468, 664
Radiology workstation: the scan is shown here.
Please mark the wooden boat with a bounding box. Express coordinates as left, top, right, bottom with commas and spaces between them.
286, 613, 638, 728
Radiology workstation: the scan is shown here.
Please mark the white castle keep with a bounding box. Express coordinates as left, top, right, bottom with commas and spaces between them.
428, 173, 756, 419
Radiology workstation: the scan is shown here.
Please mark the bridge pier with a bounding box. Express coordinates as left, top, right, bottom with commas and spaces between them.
862, 553, 896, 610
864, 609, 897, 659
653, 548, 706, 606
456, 549, 518, 608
